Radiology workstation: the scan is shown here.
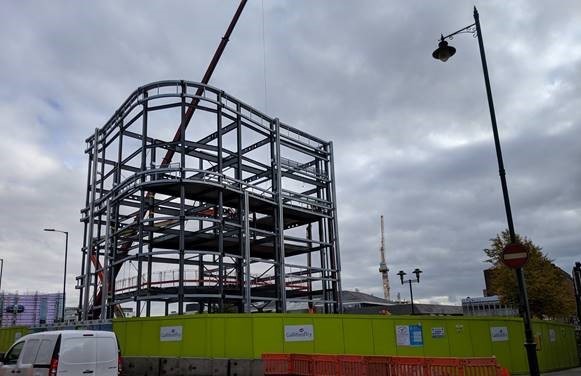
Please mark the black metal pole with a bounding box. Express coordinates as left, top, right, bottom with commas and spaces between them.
409, 280, 414, 315
0, 258, 4, 293
62, 232, 68, 322
573, 262, 581, 325
473, 7, 540, 375
0, 258, 3, 327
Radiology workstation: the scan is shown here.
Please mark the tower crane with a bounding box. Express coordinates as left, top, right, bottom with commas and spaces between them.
379, 215, 391, 301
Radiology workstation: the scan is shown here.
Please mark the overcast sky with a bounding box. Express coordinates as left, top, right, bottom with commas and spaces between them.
0, 0, 579, 307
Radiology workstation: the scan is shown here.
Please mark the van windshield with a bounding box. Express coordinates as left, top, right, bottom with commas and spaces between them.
3, 341, 25, 365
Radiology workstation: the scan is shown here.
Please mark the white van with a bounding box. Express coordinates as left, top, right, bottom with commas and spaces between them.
0, 330, 121, 376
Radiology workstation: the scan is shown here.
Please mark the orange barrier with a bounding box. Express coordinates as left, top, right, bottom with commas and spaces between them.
390, 356, 426, 375
291, 354, 313, 376
262, 353, 291, 375
311, 355, 339, 375
365, 356, 390, 376
500, 367, 511, 376
461, 357, 501, 376
338, 355, 367, 376
425, 357, 462, 375
262, 354, 502, 376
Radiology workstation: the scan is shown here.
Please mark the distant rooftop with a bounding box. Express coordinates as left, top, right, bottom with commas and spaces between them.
341, 290, 392, 306
341, 290, 462, 315
462, 295, 502, 304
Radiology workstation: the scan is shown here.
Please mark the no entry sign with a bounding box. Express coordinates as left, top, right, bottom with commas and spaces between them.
502, 243, 529, 269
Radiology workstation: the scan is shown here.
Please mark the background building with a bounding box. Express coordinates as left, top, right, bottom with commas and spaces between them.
340, 290, 462, 316
462, 296, 518, 317
0, 292, 63, 327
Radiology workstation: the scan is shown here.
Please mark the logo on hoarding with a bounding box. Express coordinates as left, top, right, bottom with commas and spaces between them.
284, 325, 314, 342
490, 327, 509, 342
160, 326, 183, 342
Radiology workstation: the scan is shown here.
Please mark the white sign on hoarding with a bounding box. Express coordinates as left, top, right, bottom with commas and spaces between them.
396, 325, 410, 346
431, 327, 445, 338
284, 325, 314, 342
160, 326, 183, 342
490, 326, 509, 342
549, 329, 556, 342
396, 325, 423, 346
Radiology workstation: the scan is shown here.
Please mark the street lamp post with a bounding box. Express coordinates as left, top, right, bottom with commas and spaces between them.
44, 228, 69, 322
0, 258, 4, 293
0, 259, 4, 306
0, 258, 3, 327
432, 7, 540, 375
397, 268, 422, 315
573, 262, 581, 325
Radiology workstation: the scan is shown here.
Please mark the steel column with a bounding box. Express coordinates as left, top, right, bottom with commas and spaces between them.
328, 141, 343, 313
100, 200, 111, 320
243, 192, 251, 312
83, 128, 100, 320
274, 118, 287, 312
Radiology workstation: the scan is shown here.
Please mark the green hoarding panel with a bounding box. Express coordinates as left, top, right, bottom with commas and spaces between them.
112, 321, 126, 355
371, 318, 396, 355
464, 320, 492, 357
488, 320, 514, 370
123, 319, 146, 356
225, 317, 253, 358
446, 318, 478, 356
342, 317, 374, 355
209, 317, 225, 358
146, 319, 161, 356
181, 316, 209, 357
0, 326, 28, 353
253, 316, 283, 357
506, 320, 527, 372
312, 316, 344, 354
533, 322, 550, 372
422, 319, 450, 357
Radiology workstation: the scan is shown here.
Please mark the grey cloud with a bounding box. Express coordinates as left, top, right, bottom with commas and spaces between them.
0, 0, 579, 307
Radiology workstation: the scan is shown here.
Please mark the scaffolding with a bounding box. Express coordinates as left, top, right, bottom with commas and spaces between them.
77, 81, 342, 319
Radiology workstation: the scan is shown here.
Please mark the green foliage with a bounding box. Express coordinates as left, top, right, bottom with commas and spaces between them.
484, 230, 576, 319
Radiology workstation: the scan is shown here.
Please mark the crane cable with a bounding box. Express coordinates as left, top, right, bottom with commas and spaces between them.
261, 0, 268, 113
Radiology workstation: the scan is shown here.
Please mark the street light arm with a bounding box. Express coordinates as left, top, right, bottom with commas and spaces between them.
440, 22, 476, 42
44, 229, 68, 236
43, 228, 69, 322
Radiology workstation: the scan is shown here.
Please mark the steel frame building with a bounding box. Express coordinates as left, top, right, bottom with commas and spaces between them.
77, 81, 342, 319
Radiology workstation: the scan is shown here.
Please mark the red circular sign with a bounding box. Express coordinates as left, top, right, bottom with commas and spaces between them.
502, 243, 529, 269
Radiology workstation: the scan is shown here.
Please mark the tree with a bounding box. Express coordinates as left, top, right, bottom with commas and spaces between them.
483, 230, 576, 319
